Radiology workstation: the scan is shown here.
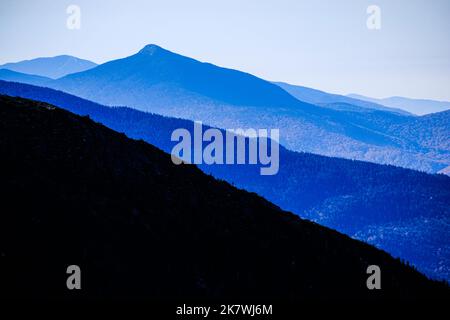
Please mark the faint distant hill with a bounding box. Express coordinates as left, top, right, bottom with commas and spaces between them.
1, 94, 448, 300
1, 80, 449, 281
274, 81, 411, 116
0, 55, 97, 79
52, 44, 301, 108
348, 94, 450, 116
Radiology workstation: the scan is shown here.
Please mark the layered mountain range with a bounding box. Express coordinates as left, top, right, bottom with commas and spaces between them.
0, 45, 448, 173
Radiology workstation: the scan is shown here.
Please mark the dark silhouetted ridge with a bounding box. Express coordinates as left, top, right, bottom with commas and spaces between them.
0, 95, 447, 300
1, 80, 449, 281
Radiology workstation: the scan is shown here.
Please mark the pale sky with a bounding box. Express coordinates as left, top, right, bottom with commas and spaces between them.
0, 0, 449, 100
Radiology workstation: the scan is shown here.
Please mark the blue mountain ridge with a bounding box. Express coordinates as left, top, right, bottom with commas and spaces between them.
3, 93, 448, 300
273, 81, 412, 116
0, 69, 52, 86
1, 45, 447, 173
349, 94, 450, 116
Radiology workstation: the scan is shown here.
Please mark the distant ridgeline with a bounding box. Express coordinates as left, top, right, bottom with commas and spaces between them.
1, 80, 449, 282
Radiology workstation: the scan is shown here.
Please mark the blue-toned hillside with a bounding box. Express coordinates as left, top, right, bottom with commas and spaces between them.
53, 44, 301, 108
1, 47, 449, 173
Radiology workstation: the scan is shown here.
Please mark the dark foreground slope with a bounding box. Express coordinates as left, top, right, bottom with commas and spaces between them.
1, 81, 449, 281
0, 95, 447, 300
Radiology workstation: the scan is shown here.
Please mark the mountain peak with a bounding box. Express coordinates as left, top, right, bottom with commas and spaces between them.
138, 44, 164, 55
